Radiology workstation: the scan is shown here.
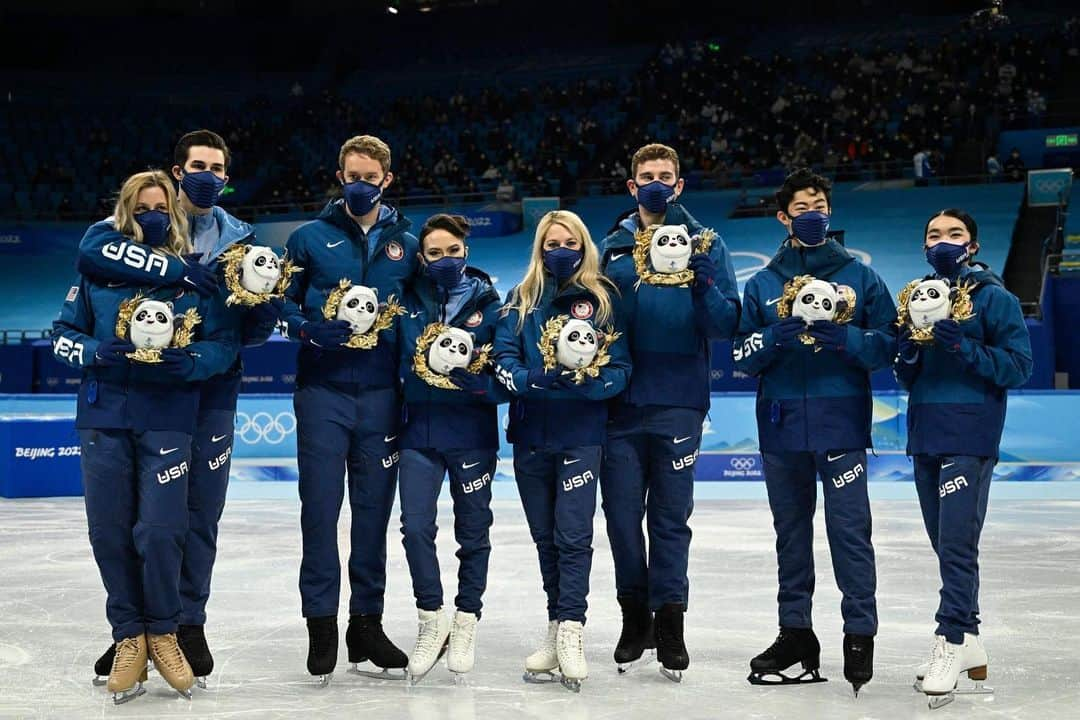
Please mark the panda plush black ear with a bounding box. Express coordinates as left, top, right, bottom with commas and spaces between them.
679, 224, 688, 234
165, 301, 174, 310
948, 286, 959, 302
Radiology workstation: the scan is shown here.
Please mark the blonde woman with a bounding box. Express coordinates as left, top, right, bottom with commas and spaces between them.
51, 171, 235, 704
493, 210, 630, 691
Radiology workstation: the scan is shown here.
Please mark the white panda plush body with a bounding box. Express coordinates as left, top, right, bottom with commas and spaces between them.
428, 327, 474, 375
792, 279, 839, 324
556, 319, 599, 369
336, 286, 379, 334
240, 246, 281, 294
909, 279, 952, 329
649, 224, 693, 274
129, 300, 175, 350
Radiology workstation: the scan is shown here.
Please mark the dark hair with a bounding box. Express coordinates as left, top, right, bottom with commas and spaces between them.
924, 208, 978, 248
419, 213, 471, 249
775, 168, 832, 214
174, 129, 231, 170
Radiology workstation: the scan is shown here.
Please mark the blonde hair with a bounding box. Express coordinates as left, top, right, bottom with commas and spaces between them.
631, 142, 680, 177
504, 210, 616, 333
112, 170, 190, 257
338, 134, 392, 173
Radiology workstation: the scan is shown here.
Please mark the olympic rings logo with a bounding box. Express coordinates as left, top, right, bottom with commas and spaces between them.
729, 456, 757, 471
1034, 179, 1068, 194
234, 411, 297, 445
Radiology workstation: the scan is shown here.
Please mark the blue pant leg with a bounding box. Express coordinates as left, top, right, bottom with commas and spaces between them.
179, 407, 235, 625
554, 446, 601, 624
134, 430, 192, 637
600, 432, 649, 604
762, 451, 817, 629
913, 455, 942, 554
81, 429, 143, 642
295, 385, 352, 617
514, 447, 559, 621
445, 449, 496, 616
934, 455, 993, 643
398, 448, 447, 612
817, 450, 877, 636
346, 428, 400, 616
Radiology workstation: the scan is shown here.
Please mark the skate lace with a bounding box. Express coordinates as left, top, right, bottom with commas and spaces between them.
153, 634, 186, 672
452, 616, 475, 650
415, 616, 444, 655
927, 635, 953, 677
558, 625, 583, 657
114, 637, 141, 672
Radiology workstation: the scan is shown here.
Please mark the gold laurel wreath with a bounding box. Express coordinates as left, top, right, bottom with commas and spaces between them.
775, 275, 858, 347
321, 279, 405, 349
411, 322, 493, 390
220, 244, 303, 307
114, 293, 201, 364
896, 278, 976, 344
537, 314, 623, 385
632, 225, 716, 287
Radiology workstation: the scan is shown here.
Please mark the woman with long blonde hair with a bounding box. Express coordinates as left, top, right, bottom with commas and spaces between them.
493, 210, 630, 691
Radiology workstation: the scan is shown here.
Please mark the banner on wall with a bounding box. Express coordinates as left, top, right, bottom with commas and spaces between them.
1027, 168, 1073, 207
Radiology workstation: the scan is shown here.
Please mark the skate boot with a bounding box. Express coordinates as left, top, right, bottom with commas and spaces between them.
748, 627, 826, 685
654, 603, 689, 683
346, 613, 408, 680
843, 633, 874, 697
306, 615, 338, 687
523, 620, 559, 684
922, 633, 992, 709
92, 642, 116, 686
614, 596, 654, 673
177, 624, 213, 689
107, 635, 147, 705
556, 621, 587, 693
407, 608, 451, 685
148, 632, 195, 699
447, 610, 479, 678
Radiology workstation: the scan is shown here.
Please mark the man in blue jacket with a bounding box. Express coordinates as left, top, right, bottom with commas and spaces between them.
78, 130, 276, 688
598, 143, 741, 681
277, 134, 418, 684
734, 168, 896, 694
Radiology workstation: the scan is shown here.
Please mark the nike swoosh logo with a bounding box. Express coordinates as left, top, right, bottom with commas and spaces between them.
462, 461, 480, 470
384, 434, 397, 443
610, 253, 627, 262
211, 434, 228, 443
530, 383, 544, 390
327, 240, 345, 248
673, 436, 692, 444
563, 458, 581, 466
160, 447, 178, 455
765, 297, 782, 306
107, 281, 125, 288
826, 453, 847, 462
409, 311, 422, 318
941, 462, 955, 469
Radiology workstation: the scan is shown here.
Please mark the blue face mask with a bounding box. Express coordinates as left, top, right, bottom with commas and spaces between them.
425, 256, 467, 290
342, 179, 383, 216
791, 211, 830, 247
635, 180, 677, 215
180, 170, 226, 209
543, 247, 583, 283
926, 242, 970, 278
134, 210, 171, 247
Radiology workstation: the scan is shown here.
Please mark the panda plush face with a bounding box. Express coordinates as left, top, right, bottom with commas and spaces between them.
240, 246, 281, 294
556, 319, 599, 369
427, 327, 474, 375
336, 286, 379, 334
909, 279, 951, 329
792, 279, 839, 324
129, 299, 175, 350
649, 224, 693, 274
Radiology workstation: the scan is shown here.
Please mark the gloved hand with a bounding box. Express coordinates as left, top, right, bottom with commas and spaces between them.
449, 368, 488, 395
898, 326, 920, 363
299, 319, 352, 349
178, 254, 219, 297
527, 366, 565, 391
766, 317, 807, 349
807, 320, 848, 351
158, 348, 195, 379
933, 319, 966, 353
688, 253, 718, 297
94, 337, 136, 367
248, 298, 282, 327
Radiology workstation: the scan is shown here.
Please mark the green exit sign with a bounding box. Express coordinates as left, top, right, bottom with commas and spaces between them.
1046, 134, 1078, 148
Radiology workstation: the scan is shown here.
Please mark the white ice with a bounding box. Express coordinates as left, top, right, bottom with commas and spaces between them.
1, 482, 1079, 720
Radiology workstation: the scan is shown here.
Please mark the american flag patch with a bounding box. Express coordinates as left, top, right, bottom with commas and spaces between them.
66, 286, 79, 302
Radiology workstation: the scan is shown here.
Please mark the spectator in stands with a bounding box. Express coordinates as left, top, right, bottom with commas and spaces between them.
914, 148, 932, 187
1004, 148, 1026, 182
986, 153, 1002, 179
495, 178, 515, 202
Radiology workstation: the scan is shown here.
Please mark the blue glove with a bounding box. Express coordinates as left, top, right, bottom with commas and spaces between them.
933, 318, 966, 353
94, 337, 136, 367
299, 319, 352, 349
898, 326, 920, 363
449, 368, 488, 395
688, 253, 718, 297
178, 254, 220, 297
158, 348, 195, 379
807, 320, 848, 351
248, 299, 282, 327
527, 366, 564, 391
766, 317, 807, 349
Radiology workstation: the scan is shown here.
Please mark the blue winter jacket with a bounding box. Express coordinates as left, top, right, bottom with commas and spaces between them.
733, 238, 898, 452
600, 203, 740, 412
894, 263, 1032, 458
398, 269, 506, 451
51, 276, 235, 433
494, 281, 631, 449
279, 200, 419, 390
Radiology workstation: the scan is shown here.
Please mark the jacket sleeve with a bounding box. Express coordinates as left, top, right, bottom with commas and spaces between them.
50, 279, 99, 370
76, 221, 185, 285
492, 306, 532, 397
893, 350, 920, 391
693, 235, 741, 340
842, 270, 898, 372
181, 298, 241, 382
732, 277, 783, 377
958, 286, 1033, 389
279, 229, 311, 341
